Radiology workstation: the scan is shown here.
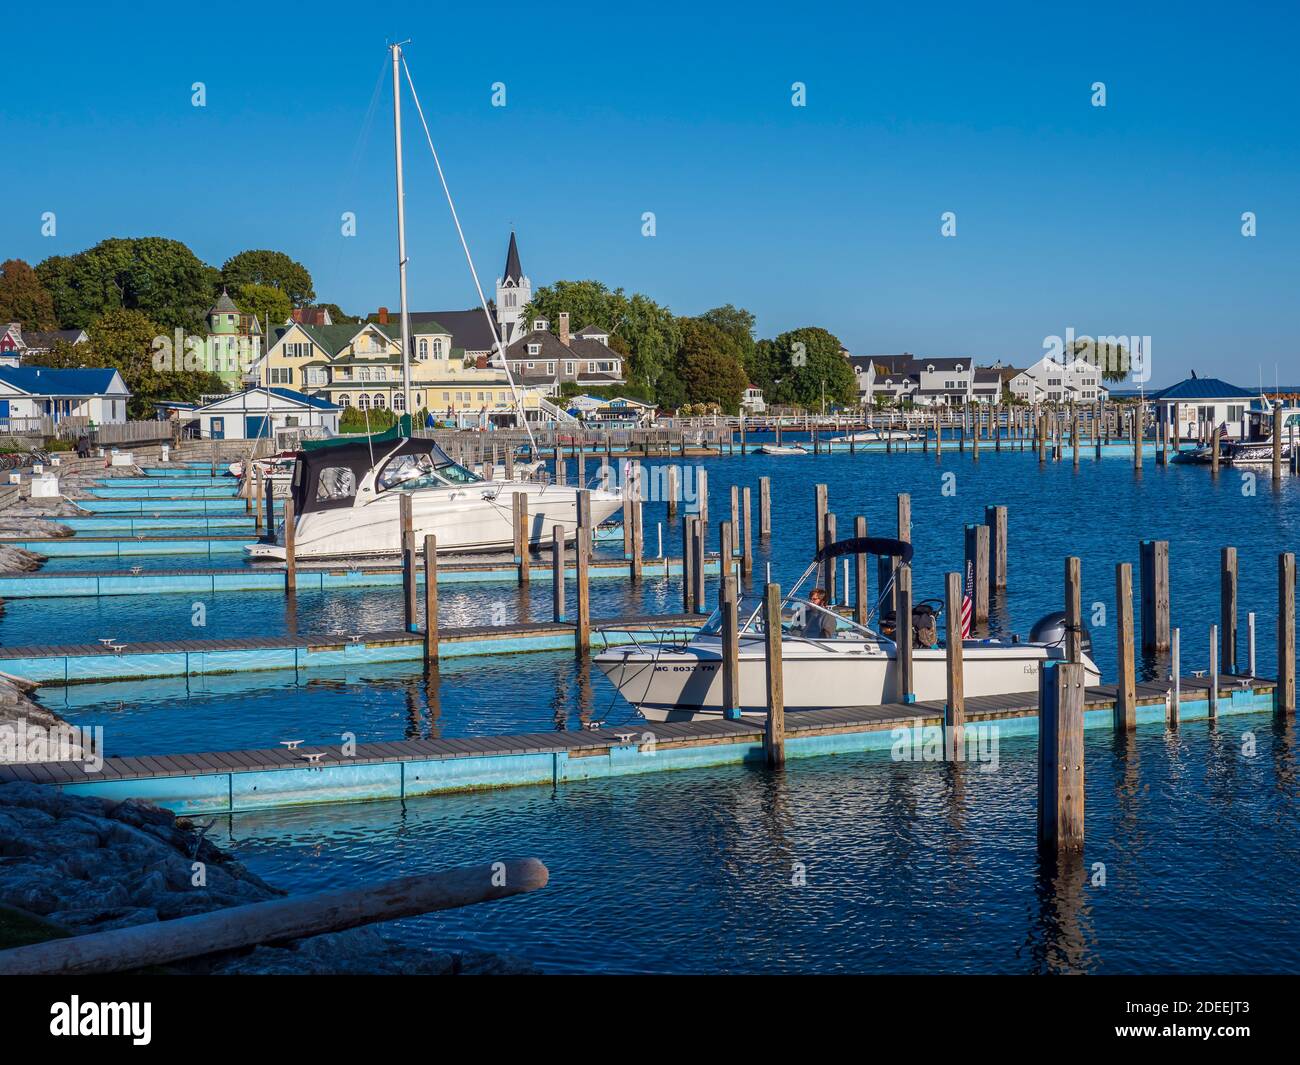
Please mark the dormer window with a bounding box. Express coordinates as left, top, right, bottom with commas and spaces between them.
533, 319, 549, 332
528, 343, 541, 356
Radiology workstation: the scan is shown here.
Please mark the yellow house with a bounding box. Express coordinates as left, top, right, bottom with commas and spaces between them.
258, 318, 541, 422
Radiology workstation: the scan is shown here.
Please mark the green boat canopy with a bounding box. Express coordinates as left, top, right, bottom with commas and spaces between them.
301, 414, 413, 452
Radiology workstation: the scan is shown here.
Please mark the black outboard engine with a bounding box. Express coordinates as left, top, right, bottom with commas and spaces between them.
1028, 610, 1092, 655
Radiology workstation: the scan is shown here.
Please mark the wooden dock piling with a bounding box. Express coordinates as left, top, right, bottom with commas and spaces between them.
1037, 660, 1085, 853
719, 521, 734, 599
964, 524, 990, 624
1280, 552, 1295, 714
944, 571, 965, 747
552, 526, 566, 621
720, 575, 741, 720
897, 562, 914, 703
814, 483, 828, 556
741, 486, 753, 578
759, 476, 771, 539
575, 516, 591, 656
854, 515, 868, 625
682, 516, 697, 613
763, 582, 785, 767
692, 515, 707, 611
986, 505, 1007, 589
666, 464, 678, 518
283, 496, 296, 593
423, 534, 439, 662
823, 512, 836, 600
1221, 547, 1237, 674
513, 493, 530, 586
1115, 562, 1136, 730
1140, 539, 1171, 653
1065, 556, 1082, 663
400, 493, 416, 631
1209, 623, 1219, 718
1274, 403, 1284, 481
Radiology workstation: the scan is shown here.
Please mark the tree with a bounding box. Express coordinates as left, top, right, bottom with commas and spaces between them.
700, 304, 757, 365
221, 250, 316, 307
234, 283, 292, 331
673, 319, 748, 414
0, 259, 58, 330
36, 237, 216, 332
1069, 337, 1132, 383
318, 302, 358, 324
765, 326, 856, 409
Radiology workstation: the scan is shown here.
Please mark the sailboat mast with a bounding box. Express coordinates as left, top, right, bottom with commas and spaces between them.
391, 42, 414, 422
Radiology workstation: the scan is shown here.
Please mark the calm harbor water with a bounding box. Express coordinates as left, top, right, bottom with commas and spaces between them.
14, 447, 1300, 972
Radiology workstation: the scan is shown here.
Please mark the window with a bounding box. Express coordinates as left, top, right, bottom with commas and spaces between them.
284, 342, 312, 358
284, 416, 299, 428
357, 394, 370, 411
393, 392, 405, 411
432, 338, 444, 358
359, 367, 371, 382
1227, 405, 1245, 421
374, 394, 386, 409
545, 362, 555, 375
1197, 405, 1216, 422
338, 394, 351, 407
565, 361, 575, 376
315, 467, 357, 502
528, 344, 541, 356
418, 339, 429, 360
269, 367, 293, 385
374, 367, 387, 382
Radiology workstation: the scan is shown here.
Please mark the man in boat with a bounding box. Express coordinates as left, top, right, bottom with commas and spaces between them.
802, 588, 838, 639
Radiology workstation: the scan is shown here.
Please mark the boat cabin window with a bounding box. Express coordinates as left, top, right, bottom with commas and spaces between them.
315, 466, 357, 502
377, 452, 483, 493
700, 596, 871, 640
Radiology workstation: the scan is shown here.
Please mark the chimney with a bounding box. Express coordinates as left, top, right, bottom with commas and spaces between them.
476, 354, 488, 369
559, 312, 570, 347
378, 307, 389, 325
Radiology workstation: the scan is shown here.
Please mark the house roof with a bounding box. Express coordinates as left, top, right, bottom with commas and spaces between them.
208, 289, 239, 316
573, 324, 610, 338
0, 366, 128, 396
1149, 376, 1256, 401
20, 328, 87, 349
406, 310, 495, 352
195, 387, 339, 412
502, 231, 524, 283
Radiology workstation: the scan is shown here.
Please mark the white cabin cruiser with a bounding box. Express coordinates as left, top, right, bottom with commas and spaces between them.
245, 426, 623, 561
1224, 402, 1300, 463
830, 428, 922, 443
595, 536, 1100, 720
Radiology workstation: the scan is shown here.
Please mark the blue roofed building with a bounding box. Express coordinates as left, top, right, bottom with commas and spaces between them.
190, 386, 340, 441
0, 365, 131, 429
1148, 375, 1258, 440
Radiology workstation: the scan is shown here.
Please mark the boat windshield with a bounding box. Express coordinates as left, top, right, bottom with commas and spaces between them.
697, 595, 877, 641
377, 452, 484, 492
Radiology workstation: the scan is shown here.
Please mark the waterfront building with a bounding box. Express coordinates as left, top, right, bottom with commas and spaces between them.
0, 366, 130, 427
1008, 356, 1109, 404
1148, 375, 1257, 439
189, 386, 340, 441
200, 289, 264, 391
0, 323, 89, 367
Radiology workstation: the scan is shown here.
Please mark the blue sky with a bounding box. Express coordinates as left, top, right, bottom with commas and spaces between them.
2, 1, 1296, 385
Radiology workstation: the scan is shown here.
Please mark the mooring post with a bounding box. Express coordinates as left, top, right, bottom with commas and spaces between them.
1274, 402, 1284, 482
552, 525, 566, 622
822, 512, 836, 601
1279, 552, 1296, 714
252, 466, 262, 528
400, 493, 417, 631
1037, 660, 1085, 853
423, 534, 439, 662
513, 493, 530, 586
697, 467, 709, 527
575, 515, 591, 657
504, 445, 514, 481
895, 492, 911, 616
719, 521, 734, 599
682, 515, 697, 613
666, 465, 678, 518
264, 471, 275, 533
740, 486, 753, 578
1065, 556, 1082, 663
1221, 546, 1237, 674
1170, 627, 1182, 724
631, 476, 643, 584
283, 496, 296, 593
897, 562, 914, 703
759, 476, 771, 539
1115, 562, 1136, 730
854, 515, 868, 626
1249, 611, 1257, 677
730, 484, 740, 547
1140, 539, 1171, 653
985, 504, 1007, 589
764, 581, 786, 766
721, 574, 741, 720
964, 523, 990, 625
1210, 425, 1220, 476
1133, 407, 1143, 470
814, 483, 828, 556
944, 571, 965, 753
1209, 623, 1219, 718
1072, 407, 1080, 468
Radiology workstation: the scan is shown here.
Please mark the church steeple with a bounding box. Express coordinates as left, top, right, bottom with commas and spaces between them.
495, 231, 530, 345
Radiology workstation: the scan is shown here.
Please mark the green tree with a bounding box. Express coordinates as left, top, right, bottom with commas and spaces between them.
674, 318, 748, 414
221, 250, 316, 307
82, 309, 223, 417
318, 302, 358, 324
700, 304, 756, 365
234, 283, 292, 331
766, 326, 855, 409
1069, 337, 1132, 384
0, 259, 58, 330
36, 237, 216, 332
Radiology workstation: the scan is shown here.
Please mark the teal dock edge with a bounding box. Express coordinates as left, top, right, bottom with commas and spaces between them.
0, 681, 1276, 816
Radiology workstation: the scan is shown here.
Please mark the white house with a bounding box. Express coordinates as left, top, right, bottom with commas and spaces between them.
741, 386, 766, 414
1009, 357, 1108, 404
0, 366, 130, 425
1148, 376, 1256, 440
190, 387, 340, 441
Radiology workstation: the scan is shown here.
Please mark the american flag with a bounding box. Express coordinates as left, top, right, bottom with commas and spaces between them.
960, 558, 974, 638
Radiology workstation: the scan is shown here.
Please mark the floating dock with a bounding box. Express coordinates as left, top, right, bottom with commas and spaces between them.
0, 675, 1275, 815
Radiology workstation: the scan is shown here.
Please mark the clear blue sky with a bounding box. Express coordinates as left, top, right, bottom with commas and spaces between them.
3, 1, 1296, 385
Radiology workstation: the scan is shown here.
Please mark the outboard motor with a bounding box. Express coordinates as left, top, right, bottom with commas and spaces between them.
1028, 610, 1092, 655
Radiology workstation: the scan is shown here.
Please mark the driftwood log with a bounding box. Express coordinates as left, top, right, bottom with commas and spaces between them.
0, 858, 548, 976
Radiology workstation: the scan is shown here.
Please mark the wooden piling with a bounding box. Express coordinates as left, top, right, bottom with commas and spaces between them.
719, 521, 734, 598
513, 493, 530, 585
720, 575, 741, 719
423, 534, 439, 662
1115, 562, 1136, 730
854, 515, 868, 626
964, 524, 990, 624
1037, 660, 1085, 853
692, 514, 707, 612
1065, 556, 1082, 663
264, 471, 275, 532
631, 481, 643, 584
759, 476, 771, 539
698, 468, 709, 526
1274, 402, 1284, 482
666, 465, 678, 518
823, 512, 836, 600
1140, 539, 1171, 653
1209, 623, 1219, 718
763, 582, 786, 767
741, 487, 753, 578
1221, 547, 1237, 675
1280, 552, 1295, 714
400, 493, 416, 631
282, 495, 297, 593
814, 483, 828, 555
985, 504, 1007, 589
682, 515, 697, 613
896, 562, 914, 703
575, 517, 591, 656
944, 571, 965, 743
552, 525, 566, 621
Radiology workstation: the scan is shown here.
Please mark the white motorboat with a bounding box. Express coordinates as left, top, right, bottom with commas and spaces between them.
754, 443, 808, 455
1221, 402, 1300, 464
594, 535, 1100, 720
472, 459, 544, 481
830, 428, 922, 444
244, 428, 623, 561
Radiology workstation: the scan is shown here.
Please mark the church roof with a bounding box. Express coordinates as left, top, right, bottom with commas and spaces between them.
502, 231, 524, 283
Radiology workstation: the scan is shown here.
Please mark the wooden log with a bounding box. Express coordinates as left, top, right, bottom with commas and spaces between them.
720, 574, 741, 719
575, 516, 591, 656
283, 495, 296, 594
400, 492, 416, 631
1221, 546, 1237, 675
758, 476, 771, 539
1065, 556, 1082, 663
1115, 562, 1136, 730
944, 571, 965, 746
1140, 539, 1171, 652
761, 582, 786, 766
423, 534, 439, 662
964, 523, 990, 624
1037, 661, 1085, 853
896, 562, 914, 703
1280, 552, 1295, 714
986, 504, 1007, 589
854, 515, 868, 625
552, 525, 566, 622
0, 860, 549, 976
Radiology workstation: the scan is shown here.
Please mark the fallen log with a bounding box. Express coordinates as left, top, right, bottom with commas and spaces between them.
0, 858, 548, 976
